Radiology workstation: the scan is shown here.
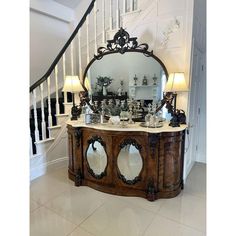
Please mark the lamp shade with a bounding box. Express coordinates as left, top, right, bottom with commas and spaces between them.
164, 72, 188, 92
62, 76, 84, 93
84, 77, 91, 91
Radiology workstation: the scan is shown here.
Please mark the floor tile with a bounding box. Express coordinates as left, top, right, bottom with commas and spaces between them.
184, 163, 206, 199
69, 227, 95, 236
158, 193, 206, 232
116, 195, 165, 213
30, 206, 76, 236
30, 174, 71, 205
143, 214, 205, 236
80, 197, 156, 236
45, 186, 110, 225
48, 166, 73, 185
30, 162, 206, 236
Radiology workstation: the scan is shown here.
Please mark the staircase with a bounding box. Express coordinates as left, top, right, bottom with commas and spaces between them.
30, 0, 140, 180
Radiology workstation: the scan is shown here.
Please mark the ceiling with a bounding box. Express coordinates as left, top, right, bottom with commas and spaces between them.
53, 0, 81, 9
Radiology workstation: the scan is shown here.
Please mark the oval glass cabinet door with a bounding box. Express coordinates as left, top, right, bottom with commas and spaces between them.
86, 141, 107, 175
117, 144, 143, 182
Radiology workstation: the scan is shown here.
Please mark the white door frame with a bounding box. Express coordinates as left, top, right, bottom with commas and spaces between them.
184, 38, 206, 179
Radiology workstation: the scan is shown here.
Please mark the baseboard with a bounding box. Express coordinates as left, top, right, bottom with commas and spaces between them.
196, 159, 206, 163
30, 156, 68, 181
196, 154, 206, 163
183, 160, 195, 184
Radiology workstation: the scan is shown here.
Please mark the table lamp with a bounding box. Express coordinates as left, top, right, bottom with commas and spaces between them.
164, 72, 188, 127
62, 75, 84, 120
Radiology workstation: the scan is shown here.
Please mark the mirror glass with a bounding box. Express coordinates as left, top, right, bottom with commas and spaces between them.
86, 52, 167, 102
117, 144, 143, 181
86, 141, 107, 175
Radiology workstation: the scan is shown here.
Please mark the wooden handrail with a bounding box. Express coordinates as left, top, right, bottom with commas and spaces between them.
30, 0, 96, 92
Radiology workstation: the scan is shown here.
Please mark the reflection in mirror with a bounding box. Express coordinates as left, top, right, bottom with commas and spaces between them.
87, 52, 167, 102
117, 144, 143, 181
86, 141, 107, 176
85, 52, 168, 120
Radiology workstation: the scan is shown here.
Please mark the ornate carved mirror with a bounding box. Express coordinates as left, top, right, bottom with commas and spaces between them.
117, 139, 143, 184
86, 136, 107, 179
82, 28, 169, 116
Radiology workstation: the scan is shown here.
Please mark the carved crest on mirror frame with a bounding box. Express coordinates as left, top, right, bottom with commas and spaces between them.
94, 27, 153, 60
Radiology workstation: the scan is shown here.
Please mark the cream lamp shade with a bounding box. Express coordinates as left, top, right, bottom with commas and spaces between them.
84, 77, 91, 91
164, 72, 188, 92
62, 75, 84, 93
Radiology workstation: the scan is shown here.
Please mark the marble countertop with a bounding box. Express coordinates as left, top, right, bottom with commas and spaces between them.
66, 119, 187, 134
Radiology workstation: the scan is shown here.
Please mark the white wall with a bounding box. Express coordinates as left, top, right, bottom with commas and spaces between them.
30, 0, 73, 86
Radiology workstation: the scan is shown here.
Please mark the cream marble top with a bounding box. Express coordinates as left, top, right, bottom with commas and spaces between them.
66, 119, 187, 134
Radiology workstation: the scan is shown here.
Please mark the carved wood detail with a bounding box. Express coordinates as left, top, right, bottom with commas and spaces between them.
67, 126, 185, 201
117, 138, 143, 185
75, 168, 83, 186
146, 177, 157, 201
75, 128, 82, 147
85, 135, 107, 180
95, 27, 151, 59
149, 134, 159, 159
119, 138, 142, 150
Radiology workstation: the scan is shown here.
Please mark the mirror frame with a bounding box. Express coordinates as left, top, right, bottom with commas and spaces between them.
82, 28, 169, 98
85, 135, 108, 179
117, 138, 144, 185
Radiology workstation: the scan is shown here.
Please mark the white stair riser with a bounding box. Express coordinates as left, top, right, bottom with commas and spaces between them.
56, 115, 70, 125
49, 127, 61, 138
35, 140, 54, 154
64, 103, 73, 114
30, 128, 68, 181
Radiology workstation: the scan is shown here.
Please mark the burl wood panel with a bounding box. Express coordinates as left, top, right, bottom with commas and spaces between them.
67, 125, 185, 201
158, 132, 184, 198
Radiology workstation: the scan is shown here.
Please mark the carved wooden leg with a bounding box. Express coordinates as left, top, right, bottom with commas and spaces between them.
146, 178, 157, 201
75, 168, 83, 186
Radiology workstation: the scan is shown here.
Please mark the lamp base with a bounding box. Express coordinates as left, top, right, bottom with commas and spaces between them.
71, 105, 79, 120
169, 115, 180, 127
70, 105, 83, 120
71, 116, 78, 121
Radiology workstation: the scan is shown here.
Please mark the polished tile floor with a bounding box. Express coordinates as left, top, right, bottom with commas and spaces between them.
30, 162, 206, 236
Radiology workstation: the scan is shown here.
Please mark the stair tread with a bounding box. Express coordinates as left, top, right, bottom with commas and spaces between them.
35, 137, 55, 144
55, 113, 70, 117
48, 125, 61, 130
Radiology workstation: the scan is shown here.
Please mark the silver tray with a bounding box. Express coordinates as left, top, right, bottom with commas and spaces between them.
139, 122, 163, 128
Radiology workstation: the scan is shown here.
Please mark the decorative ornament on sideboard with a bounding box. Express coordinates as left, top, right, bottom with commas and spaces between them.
164, 72, 189, 127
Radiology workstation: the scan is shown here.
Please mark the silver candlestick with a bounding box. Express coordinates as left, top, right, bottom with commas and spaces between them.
128, 102, 134, 124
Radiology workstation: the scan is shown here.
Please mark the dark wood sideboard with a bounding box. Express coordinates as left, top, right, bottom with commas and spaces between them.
67, 124, 186, 201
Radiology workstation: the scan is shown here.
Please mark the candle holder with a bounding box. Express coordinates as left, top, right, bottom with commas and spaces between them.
153, 74, 158, 85
133, 74, 138, 86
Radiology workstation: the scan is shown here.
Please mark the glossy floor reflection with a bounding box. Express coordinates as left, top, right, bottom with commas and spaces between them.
30, 162, 206, 236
